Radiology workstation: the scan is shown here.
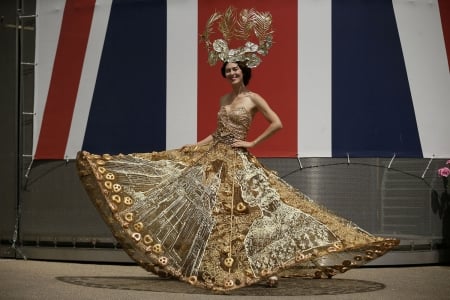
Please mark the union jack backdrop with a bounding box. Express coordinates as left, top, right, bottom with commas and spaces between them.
33, 0, 450, 159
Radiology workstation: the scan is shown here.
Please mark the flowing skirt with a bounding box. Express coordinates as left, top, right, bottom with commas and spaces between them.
76, 142, 399, 291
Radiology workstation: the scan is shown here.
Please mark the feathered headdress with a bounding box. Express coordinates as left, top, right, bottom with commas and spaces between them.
200, 6, 274, 68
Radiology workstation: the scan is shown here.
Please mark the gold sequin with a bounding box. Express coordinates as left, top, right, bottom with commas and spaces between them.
96, 160, 105, 165
105, 173, 115, 180
295, 253, 305, 262
124, 196, 133, 206
223, 257, 234, 268
188, 276, 197, 285
224, 279, 234, 288
143, 235, 153, 245
334, 241, 343, 249
104, 181, 112, 189
327, 246, 337, 252
111, 195, 121, 203
134, 222, 144, 232
236, 202, 247, 212
102, 154, 112, 160
97, 166, 106, 174
152, 244, 163, 254
124, 212, 133, 222
132, 232, 141, 242
158, 256, 169, 266
112, 183, 122, 192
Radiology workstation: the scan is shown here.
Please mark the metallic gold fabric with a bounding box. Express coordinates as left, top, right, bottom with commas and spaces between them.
200, 6, 274, 68
76, 106, 399, 291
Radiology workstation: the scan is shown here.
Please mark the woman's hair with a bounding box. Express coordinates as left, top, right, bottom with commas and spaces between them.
221, 61, 252, 86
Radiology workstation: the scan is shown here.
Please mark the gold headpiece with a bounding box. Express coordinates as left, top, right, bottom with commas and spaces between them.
200, 6, 274, 68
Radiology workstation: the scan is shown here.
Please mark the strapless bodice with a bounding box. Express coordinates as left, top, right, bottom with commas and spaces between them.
213, 105, 252, 144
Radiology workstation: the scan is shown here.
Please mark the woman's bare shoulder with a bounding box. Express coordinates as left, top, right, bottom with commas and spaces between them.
248, 91, 267, 104
219, 93, 232, 106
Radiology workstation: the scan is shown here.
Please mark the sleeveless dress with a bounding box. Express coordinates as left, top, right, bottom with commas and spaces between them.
76, 105, 399, 291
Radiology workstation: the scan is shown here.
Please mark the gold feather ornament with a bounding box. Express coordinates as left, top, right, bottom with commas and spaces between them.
200, 6, 274, 68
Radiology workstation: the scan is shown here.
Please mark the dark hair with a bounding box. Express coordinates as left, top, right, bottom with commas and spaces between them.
221, 61, 252, 86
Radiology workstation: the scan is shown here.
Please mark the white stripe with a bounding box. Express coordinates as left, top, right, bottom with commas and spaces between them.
33, 0, 66, 158
298, 0, 332, 157
64, 0, 112, 159
393, 0, 450, 158
166, 0, 198, 150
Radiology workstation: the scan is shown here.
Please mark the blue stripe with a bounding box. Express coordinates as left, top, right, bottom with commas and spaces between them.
83, 0, 167, 155
331, 0, 423, 158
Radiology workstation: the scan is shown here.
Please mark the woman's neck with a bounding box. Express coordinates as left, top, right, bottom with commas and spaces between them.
231, 84, 248, 97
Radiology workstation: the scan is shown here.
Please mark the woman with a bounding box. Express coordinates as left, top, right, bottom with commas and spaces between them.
77, 60, 399, 292
185, 61, 282, 150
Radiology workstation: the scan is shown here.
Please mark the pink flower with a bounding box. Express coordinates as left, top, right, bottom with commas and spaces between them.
446, 160, 450, 165
438, 167, 450, 177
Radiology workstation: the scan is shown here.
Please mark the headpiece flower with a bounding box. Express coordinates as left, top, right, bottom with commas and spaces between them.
200, 6, 274, 68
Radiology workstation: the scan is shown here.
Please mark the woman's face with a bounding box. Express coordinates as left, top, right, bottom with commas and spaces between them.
224, 62, 243, 85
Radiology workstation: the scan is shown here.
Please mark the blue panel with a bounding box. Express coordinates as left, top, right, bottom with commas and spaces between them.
332, 0, 422, 158
83, 0, 167, 155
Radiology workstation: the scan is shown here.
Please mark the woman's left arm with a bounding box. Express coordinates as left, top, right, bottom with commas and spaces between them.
231, 93, 282, 148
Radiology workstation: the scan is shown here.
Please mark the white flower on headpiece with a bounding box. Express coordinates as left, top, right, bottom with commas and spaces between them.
243, 42, 259, 53
258, 36, 273, 56
213, 39, 229, 53
246, 54, 261, 68
228, 48, 239, 57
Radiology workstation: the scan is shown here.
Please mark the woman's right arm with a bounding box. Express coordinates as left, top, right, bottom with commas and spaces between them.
181, 134, 213, 151
196, 134, 213, 145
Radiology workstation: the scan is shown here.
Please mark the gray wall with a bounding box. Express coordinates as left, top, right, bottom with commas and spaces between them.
1, 0, 448, 265
0, 0, 20, 258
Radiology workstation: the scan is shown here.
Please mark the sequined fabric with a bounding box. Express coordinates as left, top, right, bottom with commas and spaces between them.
213, 106, 251, 145
76, 106, 399, 291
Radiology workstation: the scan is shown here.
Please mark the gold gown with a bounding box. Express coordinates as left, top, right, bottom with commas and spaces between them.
76, 105, 399, 291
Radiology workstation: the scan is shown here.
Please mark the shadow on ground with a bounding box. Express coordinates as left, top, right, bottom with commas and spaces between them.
56, 276, 385, 296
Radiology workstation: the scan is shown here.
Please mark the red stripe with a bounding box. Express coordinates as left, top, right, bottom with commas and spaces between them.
439, 0, 450, 70
35, 0, 95, 159
198, 0, 298, 157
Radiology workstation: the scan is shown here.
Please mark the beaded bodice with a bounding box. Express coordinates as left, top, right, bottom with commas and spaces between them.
213, 106, 252, 144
